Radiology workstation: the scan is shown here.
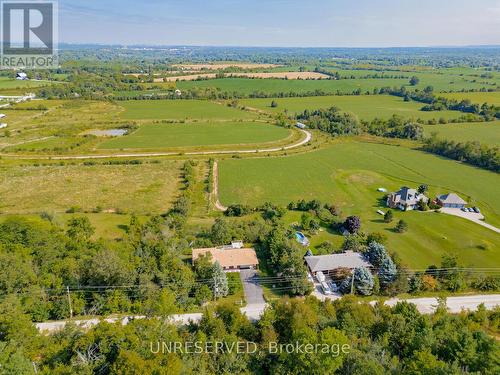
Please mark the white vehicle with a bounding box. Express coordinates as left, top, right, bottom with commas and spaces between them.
316, 271, 326, 283
321, 281, 333, 295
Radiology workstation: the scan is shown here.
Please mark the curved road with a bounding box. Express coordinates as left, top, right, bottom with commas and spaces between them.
1, 129, 312, 160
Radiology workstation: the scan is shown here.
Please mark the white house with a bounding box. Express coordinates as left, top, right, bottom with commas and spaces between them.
16, 72, 28, 80
0, 114, 6, 119
0, 123, 8, 129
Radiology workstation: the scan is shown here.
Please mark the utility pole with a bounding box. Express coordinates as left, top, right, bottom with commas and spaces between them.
67, 286, 73, 319
213, 274, 217, 301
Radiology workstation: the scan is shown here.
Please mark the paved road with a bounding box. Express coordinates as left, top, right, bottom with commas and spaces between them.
1, 129, 312, 160
36, 294, 499, 333
240, 270, 265, 305
380, 294, 500, 314
440, 208, 500, 234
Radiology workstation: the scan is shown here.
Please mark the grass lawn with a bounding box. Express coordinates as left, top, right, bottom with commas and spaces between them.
119, 100, 258, 121
422, 121, 500, 146
438, 91, 500, 106
218, 141, 500, 268
98, 121, 290, 149
0, 161, 181, 214
241, 95, 462, 120
0, 77, 48, 90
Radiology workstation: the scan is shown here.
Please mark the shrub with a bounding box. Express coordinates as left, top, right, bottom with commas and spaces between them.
395, 220, 408, 233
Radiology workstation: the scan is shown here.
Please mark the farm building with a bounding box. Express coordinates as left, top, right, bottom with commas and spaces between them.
304, 251, 372, 277
192, 244, 259, 271
16, 72, 28, 80
0, 114, 6, 119
435, 193, 468, 209
296, 122, 307, 129
387, 186, 428, 211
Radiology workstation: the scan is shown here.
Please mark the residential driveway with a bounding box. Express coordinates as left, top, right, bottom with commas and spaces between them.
440, 208, 500, 234
239, 269, 265, 305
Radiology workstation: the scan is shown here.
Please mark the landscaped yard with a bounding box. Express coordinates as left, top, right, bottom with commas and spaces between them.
241, 95, 462, 120
98, 121, 291, 149
218, 140, 500, 267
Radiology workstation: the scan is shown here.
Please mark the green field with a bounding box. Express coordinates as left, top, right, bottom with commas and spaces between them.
439, 91, 500, 106
423, 121, 500, 146
99, 121, 291, 149
0, 77, 48, 90
177, 77, 410, 96
218, 141, 500, 267
0, 161, 181, 214
119, 100, 258, 120
241, 95, 462, 120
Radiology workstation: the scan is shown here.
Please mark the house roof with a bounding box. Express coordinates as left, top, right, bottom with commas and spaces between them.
390, 186, 427, 205
438, 193, 467, 205
192, 247, 259, 268
305, 251, 372, 272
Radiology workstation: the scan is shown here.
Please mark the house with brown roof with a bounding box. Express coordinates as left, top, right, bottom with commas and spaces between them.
192, 245, 259, 271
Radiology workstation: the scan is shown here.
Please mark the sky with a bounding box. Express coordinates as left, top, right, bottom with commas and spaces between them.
58, 0, 500, 47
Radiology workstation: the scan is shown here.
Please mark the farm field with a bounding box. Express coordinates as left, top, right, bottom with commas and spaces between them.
0, 161, 181, 214
164, 72, 329, 81
218, 141, 500, 267
177, 77, 411, 95
173, 63, 281, 70
98, 121, 291, 149
241, 95, 462, 120
119, 100, 258, 120
438, 91, 500, 106
422, 121, 500, 146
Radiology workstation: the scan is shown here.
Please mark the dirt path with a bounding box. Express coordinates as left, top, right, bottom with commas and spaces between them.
212, 160, 228, 211
0, 129, 312, 160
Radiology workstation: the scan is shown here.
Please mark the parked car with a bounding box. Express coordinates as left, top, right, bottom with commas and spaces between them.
329, 282, 339, 292
321, 281, 333, 295
461, 207, 467, 212
473, 207, 481, 213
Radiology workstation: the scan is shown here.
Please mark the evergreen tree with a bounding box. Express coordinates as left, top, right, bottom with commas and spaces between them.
212, 262, 229, 298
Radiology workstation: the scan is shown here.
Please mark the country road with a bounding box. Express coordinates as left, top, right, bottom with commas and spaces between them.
0, 129, 312, 160
36, 294, 500, 333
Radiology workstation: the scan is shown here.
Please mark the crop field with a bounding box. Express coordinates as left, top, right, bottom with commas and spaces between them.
98, 121, 291, 149
422, 121, 500, 146
173, 63, 281, 70
438, 91, 500, 106
176, 77, 411, 95
119, 100, 258, 120
241, 95, 462, 120
164, 72, 330, 81
0, 161, 181, 214
218, 141, 500, 267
